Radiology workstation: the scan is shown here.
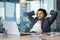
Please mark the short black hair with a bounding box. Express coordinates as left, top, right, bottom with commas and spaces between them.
37, 8, 47, 17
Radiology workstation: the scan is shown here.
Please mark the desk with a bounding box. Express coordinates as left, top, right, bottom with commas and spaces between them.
21, 33, 60, 40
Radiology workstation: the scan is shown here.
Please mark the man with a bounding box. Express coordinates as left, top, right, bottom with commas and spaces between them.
27, 8, 58, 33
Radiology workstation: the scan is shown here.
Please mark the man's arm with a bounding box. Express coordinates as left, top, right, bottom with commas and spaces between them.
27, 11, 35, 23
49, 10, 58, 24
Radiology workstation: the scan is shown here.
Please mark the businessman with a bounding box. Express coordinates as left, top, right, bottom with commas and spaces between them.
27, 8, 58, 33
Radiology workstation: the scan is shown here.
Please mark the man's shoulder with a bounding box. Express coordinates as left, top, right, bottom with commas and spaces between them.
44, 17, 50, 21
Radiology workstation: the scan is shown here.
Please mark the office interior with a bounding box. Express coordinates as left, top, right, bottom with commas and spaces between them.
0, 0, 60, 40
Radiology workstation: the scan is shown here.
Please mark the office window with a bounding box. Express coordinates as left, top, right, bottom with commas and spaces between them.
5, 2, 16, 21
30, 1, 41, 14
0, 2, 4, 21
16, 3, 20, 24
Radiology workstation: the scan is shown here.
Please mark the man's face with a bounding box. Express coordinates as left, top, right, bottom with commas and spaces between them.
37, 11, 45, 19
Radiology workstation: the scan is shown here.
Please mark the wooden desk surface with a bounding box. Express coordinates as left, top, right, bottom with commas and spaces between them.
21, 33, 60, 40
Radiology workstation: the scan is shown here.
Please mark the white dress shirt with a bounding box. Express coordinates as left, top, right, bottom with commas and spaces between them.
30, 20, 42, 33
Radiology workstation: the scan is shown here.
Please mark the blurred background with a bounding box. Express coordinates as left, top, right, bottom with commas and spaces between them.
0, 0, 60, 34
